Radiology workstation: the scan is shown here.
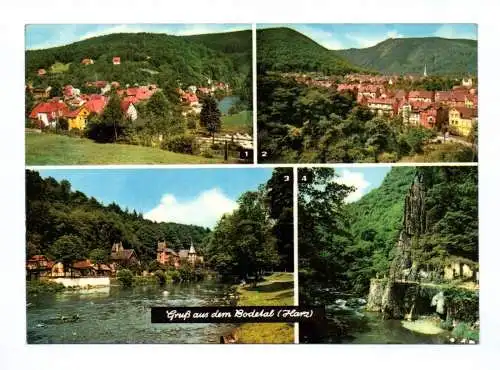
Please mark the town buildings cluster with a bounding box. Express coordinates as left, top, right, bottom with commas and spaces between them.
26, 240, 203, 280
290, 72, 478, 137
29, 55, 232, 129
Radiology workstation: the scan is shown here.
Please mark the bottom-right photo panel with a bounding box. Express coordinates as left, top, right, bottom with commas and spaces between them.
298, 165, 478, 344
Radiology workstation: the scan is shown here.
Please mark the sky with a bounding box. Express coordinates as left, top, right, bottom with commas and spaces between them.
37, 168, 273, 228
258, 23, 477, 50
25, 24, 251, 50
333, 166, 391, 203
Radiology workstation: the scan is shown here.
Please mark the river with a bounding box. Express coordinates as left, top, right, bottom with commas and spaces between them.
218, 96, 239, 114
300, 285, 448, 344
27, 280, 235, 344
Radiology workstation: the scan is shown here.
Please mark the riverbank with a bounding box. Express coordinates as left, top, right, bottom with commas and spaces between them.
231, 272, 294, 344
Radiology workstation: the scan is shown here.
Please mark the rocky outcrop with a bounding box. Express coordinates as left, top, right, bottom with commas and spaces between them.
379, 173, 427, 319
366, 279, 386, 312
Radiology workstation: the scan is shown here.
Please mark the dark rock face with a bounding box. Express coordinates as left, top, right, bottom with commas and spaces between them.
389, 173, 426, 282
376, 173, 427, 319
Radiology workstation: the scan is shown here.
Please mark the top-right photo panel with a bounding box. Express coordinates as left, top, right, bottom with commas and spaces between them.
257, 24, 478, 164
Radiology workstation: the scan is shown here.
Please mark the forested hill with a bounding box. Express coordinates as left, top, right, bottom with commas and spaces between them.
25, 31, 251, 88
345, 166, 478, 293
184, 30, 252, 55
25, 170, 211, 265
337, 37, 477, 75
257, 27, 360, 75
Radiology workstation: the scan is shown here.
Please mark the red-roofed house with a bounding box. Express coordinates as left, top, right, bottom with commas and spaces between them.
26, 255, 54, 279
182, 92, 199, 105
198, 87, 211, 95
29, 101, 69, 128
408, 90, 434, 103
112, 56, 121, 65
84, 96, 108, 115
157, 241, 180, 268
110, 242, 139, 269
419, 107, 439, 129
367, 98, 398, 117
357, 85, 382, 101
63, 85, 75, 97
119, 86, 154, 102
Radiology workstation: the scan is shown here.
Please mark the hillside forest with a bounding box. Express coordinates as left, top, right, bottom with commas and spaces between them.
257, 27, 477, 76
26, 31, 252, 94
299, 166, 478, 296
26, 168, 292, 279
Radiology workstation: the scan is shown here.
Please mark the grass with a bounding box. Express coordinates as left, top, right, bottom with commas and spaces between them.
233, 272, 294, 344
26, 133, 227, 165
50, 62, 71, 73
221, 110, 252, 134
399, 143, 475, 163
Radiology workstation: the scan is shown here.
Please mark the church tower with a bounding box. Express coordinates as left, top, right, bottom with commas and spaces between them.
423, 64, 427, 77
188, 239, 197, 265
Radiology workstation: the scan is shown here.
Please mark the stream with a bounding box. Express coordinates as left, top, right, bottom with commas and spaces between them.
300, 285, 448, 344
27, 280, 236, 344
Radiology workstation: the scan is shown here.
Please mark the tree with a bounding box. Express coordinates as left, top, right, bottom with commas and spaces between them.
206, 189, 279, 280
298, 168, 353, 285
89, 248, 109, 264
86, 91, 124, 143
146, 91, 170, 118
49, 235, 84, 268
117, 269, 134, 287
50, 84, 63, 98
200, 95, 221, 143
265, 168, 293, 271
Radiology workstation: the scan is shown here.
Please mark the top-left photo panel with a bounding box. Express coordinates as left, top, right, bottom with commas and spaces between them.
25, 24, 254, 165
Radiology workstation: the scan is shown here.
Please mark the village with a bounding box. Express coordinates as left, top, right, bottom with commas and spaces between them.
26, 239, 204, 287
28, 56, 232, 130
287, 69, 478, 139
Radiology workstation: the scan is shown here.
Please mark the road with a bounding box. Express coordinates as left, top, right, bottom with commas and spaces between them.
429, 134, 474, 148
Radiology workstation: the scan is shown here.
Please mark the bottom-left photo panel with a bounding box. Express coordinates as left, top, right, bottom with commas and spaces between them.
25, 167, 294, 344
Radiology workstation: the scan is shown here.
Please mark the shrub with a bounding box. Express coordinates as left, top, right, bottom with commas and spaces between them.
117, 269, 134, 287
165, 269, 181, 283
202, 149, 214, 158
378, 152, 399, 163
451, 322, 479, 341
27, 280, 65, 295
186, 115, 197, 130
211, 143, 222, 150
161, 134, 200, 155
154, 270, 166, 285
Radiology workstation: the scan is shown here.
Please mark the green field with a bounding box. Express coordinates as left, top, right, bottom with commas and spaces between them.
221, 110, 252, 134
26, 133, 225, 165
233, 272, 294, 344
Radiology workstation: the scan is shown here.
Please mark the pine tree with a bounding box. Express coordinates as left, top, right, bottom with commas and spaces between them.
200, 95, 221, 143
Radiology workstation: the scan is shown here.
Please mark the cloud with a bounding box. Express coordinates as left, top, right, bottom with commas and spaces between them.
345, 30, 404, 48
334, 169, 371, 203
434, 24, 477, 40
143, 188, 238, 228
